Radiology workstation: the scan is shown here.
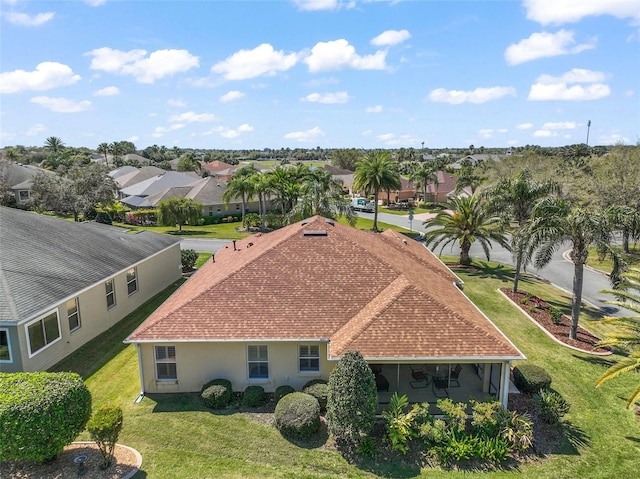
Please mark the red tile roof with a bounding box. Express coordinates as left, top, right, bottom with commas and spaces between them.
126, 216, 523, 360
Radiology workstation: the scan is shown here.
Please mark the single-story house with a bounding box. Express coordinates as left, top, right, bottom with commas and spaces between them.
378, 176, 417, 204
321, 164, 354, 195
110, 166, 167, 190
1, 162, 49, 208
0, 207, 182, 372
126, 216, 524, 407
118, 170, 200, 202
425, 170, 458, 204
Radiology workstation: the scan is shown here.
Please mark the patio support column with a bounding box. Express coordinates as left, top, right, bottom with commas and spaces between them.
482, 364, 491, 393
396, 364, 400, 391
499, 361, 511, 407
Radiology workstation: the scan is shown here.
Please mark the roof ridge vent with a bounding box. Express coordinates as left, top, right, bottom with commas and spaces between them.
325, 218, 335, 226
303, 230, 327, 236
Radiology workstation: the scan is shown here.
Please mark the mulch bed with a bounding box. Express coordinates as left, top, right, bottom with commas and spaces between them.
500, 288, 610, 354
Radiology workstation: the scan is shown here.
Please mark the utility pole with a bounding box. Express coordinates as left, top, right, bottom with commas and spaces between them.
586, 120, 591, 146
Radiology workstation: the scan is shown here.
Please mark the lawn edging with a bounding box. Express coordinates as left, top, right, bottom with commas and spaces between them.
497, 288, 613, 356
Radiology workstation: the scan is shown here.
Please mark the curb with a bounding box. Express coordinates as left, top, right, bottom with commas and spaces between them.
498, 289, 612, 356
72, 441, 142, 479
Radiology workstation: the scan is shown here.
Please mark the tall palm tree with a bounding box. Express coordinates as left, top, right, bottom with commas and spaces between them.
97, 143, 110, 168
288, 168, 354, 224
222, 165, 257, 229
250, 172, 273, 232
44, 136, 65, 153
353, 150, 401, 231
410, 162, 438, 204
454, 166, 485, 195
485, 169, 560, 292
526, 198, 624, 339
423, 195, 510, 266
606, 205, 640, 255
595, 268, 640, 409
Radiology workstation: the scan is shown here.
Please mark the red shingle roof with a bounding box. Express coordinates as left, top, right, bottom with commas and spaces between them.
126, 216, 523, 360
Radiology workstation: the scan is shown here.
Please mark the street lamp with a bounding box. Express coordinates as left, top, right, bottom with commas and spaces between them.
586, 120, 591, 146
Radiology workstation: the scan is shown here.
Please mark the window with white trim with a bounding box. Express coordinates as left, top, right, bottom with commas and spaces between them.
155, 345, 177, 380
18, 190, 29, 201
105, 279, 116, 308
67, 298, 81, 332
126, 268, 138, 295
299, 345, 320, 372
248, 345, 269, 379
0, 329, 11, 362
27, 311, 60, 355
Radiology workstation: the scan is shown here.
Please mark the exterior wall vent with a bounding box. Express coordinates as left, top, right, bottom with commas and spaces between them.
303, 230, 328, 236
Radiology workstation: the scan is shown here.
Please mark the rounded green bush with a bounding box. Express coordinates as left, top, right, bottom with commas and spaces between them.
513, 363, 552, 394
274, 392, 321, 439
303, 382, 329, 411
302, 378, 327, 390
242, 385, 266, 408
274, 385, 296, 403
201, 385, 232, 409
201, 378, 232, 393
0, 372, 92, 463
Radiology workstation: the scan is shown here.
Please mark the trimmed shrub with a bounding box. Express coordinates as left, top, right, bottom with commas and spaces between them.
87, 405, 123, 469
302, 378, 327, 390
200, 379, 233, 409
535, 390, 570, 424
181, 249, 198, 272
274, 385, 295, 403
549, 306, 563, 324
0, 372, 92, 463
512, 363, 552, 394
274, 392, 321, 439
303, 381, 328, 412
242, 385, 266, 408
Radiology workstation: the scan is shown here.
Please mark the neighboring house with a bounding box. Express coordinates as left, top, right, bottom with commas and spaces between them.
201, 160, 237, 180
0, 207, 181, 372
378, 176, 417, 204
110, 165, 166, 190
1, 162, 48, 208
426, 170, 458, 203
321, 164, 354, 194
126, 216, 524, 407
118, 171, 200, 202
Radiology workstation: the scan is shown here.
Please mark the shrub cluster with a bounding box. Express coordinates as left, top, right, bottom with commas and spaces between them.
512, 363, 552, 394
274, 392, 321, 439
242, 385, 266, 408
549, 306, 564, 324
200, 379, 233, 409
181, 249, 198, 272
274, 385, 295, 403
302, 379, 328, 412
0, 372, 92, 463
535, 390, 571, 424
87, 405, 123, 469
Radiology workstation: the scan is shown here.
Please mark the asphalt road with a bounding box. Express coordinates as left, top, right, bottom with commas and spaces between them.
180, 212, 632, 317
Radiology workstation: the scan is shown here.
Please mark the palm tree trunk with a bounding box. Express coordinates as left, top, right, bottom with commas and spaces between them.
622, 229, 630, 254
241, 193, 247, 229
513, 254, 522, 293
373, 192, 379, 231
570, 262, 584, 340
460, 239, 471, 265
260, 194, 266, 232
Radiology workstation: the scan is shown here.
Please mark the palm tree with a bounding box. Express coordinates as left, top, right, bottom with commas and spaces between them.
44, 136, 65, 153
250, 172, 273, 232
454, 166, 485, 195
595, 268, 640, 409
288, 168, 354, 224
526, 198, 624, 339
222, 165, 258, 229
410, 162, 438, 204
606, 205, 640, 255
484, 169, 560, 292
423, 195, 510, 266
353, 150, 401, 231
97, 143, 110, 168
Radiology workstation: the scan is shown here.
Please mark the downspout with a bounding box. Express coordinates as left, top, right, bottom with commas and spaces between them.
135, 343, 145, 403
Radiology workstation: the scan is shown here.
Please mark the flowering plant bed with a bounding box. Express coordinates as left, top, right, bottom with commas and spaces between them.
500, 288, 611, 355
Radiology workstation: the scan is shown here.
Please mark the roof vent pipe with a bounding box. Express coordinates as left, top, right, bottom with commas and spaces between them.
232, 240, 237, 251
212, 254, 215, 263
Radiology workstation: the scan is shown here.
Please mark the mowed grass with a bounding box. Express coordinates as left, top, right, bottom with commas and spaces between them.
51, 258, 640, 478
586, 243, 640, 273
113, 221, 253, 239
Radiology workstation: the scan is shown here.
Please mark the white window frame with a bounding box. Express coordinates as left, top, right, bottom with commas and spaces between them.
0, 328, 12, 363
155, 345, 177, 381
25, 310, 61, 357
247, 345, 269, 380
105, 279, 116, 309
126, 268, 138, 296
67, 298, 81, 332
18, 190, 30, 201
298, 344, 320, 373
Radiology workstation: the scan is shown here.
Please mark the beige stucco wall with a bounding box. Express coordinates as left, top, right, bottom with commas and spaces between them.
138, 341, 337, 394
5, 244, 182, 373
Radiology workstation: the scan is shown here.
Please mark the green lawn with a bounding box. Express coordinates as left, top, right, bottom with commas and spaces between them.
586, 244, 640, 273
113, 221, 253, 240
51, 260, 639, 478
379, 207, 430, 216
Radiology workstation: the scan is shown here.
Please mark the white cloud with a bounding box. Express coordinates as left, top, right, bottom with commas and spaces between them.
211, 43, 298, 80
301, 91, 350, 103
127, 135, 139, 142
152, 124, 186, 137
528, 68, 610, 101
292, 0, 340, 11
533, 130, 556, 137
598, 133, 631, 144
84, 0, 106, 6
505, 30, 596, 65
376, 133, 395, 141
284, 126, 325, 142
30, 96, 91, 113
523, 0, 640, 25
0, 62, 81, 94
26, 124, 47, 136
169, 111, 216, 123
427, 86, 516, 104
304, 39, 387, 72
516, 123, 534, 129
86, 47, 199, 83
371, 29, 411, 46
167, 99, 186, 107
541, 121, 577, 129
238, 124, 253, 132
3, 11, 55, 26
93, 86, 120, 96
478, 129, 495, 138
220, 90, 245, 102
366, 105, 383, 113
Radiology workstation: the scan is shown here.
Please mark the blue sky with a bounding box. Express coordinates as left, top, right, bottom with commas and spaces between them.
1, 0, 639, 150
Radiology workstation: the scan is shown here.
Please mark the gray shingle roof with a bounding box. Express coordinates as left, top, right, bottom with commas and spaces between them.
0, 207, 179, 323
